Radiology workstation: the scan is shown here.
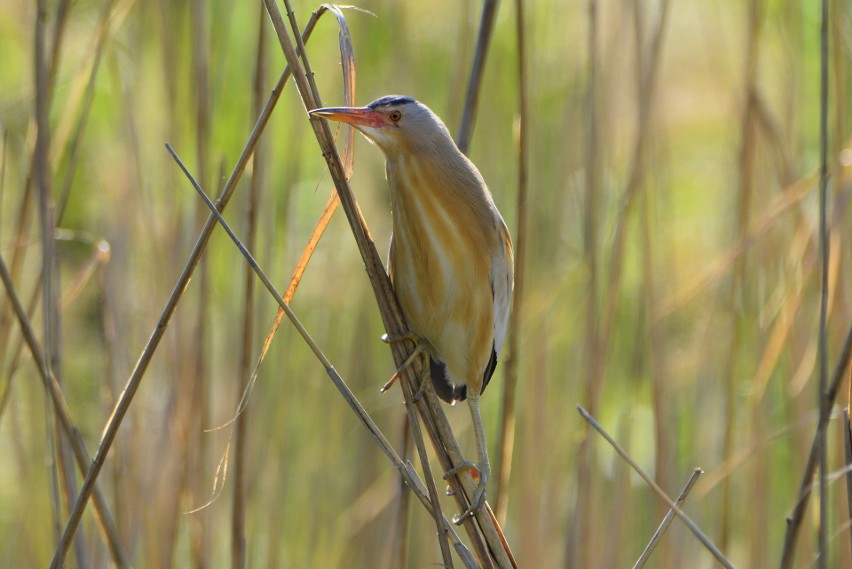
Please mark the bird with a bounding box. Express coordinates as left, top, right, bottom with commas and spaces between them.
309, 95, 514, 520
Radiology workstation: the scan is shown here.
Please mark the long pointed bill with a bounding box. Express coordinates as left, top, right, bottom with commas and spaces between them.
309, 106, 392, 129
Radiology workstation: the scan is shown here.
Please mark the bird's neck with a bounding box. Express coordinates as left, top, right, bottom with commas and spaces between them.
385, 150, 497, 236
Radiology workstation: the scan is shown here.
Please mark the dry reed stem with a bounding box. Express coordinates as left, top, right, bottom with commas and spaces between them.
230, 6, 269, 568
224, 6, 350, 435
570, 1, 601, 563
0, 130, 4, 229
653, 171, 820, 320
0, 281, 41, 418
600, 413, 633, 568
456, 0, 499, 154
186, 1, 212, 565
0, 239, 114, 423
494, 0, 527, 527
263, 1, 515, 566
721, 0, 762, 552
46, 0, 71, 96
0, 253, 129, 566
0, 130, 11, 413
694, 414, 813, 497
54, 0, 122, 221
577, 405, 736, 569
632, 3, 676, 561
0, 0, 124, 510
633, 468, 703, 569
47, 13, 326, 565
277, 3, 456, 565
580, 0, 601, 403
844, 408, 852, 561
575, 2, 670, 565
391, 418, 412, 569
640, 145, 674, 565
816, 0, 831, 565
229, 6, 355, 565
781, 320, 852, 568
595, 0, 669, 413
33, 0, 87, 564
167, 143, 478, 568
230, 3, 358, 410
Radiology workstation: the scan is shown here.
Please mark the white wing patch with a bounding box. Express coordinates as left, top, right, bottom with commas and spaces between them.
491, 213, 514, 355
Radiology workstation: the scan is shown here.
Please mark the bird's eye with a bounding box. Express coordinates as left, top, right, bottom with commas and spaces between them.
388, 111, 402, 122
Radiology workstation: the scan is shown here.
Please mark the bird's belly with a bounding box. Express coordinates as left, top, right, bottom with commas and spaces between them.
390, 232, 493, 387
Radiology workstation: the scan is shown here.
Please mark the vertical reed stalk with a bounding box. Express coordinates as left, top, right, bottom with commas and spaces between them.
263, 1, 516, 565
494, 0, 528, 526
721, 0, 761, 553
816, 0, 830, 565
230, 7, 268, 568
189, 1, 212, 565
48, 21, 311, 568
570, 1, 600, 565
456, 0, 499, 154
781, 322, 852, 567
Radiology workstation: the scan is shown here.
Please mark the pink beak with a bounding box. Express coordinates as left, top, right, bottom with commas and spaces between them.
309, 106, 393, 129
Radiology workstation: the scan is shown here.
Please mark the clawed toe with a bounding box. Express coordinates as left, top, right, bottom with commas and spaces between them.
443, 461, 488, 524
381, 331, 419, 344
443, 460, 479, 481
379, 333, 427, 394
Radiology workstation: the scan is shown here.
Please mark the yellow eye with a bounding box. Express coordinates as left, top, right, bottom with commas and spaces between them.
388, 111, 402, 122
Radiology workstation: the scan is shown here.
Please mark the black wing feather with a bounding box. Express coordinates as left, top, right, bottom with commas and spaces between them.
429, 344, 499, 404
429, 356, 466, 403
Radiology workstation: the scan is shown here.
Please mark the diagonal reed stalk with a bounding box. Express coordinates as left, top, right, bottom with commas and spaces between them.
263, 1, 516, 566
166, 142, 478, 569
0, 0, 127, 425
577, 405, 736, 569
268, 2, 455, 566
780, 323, 852, 567
0, 0, 128, 428
633, 468, 703, 569
48, 10, 334, 567
0, 253, 129, 566
218, 5, 357, 438
230, 6, 357, 566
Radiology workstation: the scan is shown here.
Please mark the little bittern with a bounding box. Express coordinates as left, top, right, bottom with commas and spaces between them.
310, 96, 514, 519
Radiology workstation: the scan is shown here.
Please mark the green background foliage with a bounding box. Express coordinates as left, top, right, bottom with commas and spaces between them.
0, 0, 851, 567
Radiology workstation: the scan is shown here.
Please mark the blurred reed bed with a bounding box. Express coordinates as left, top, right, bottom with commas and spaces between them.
0, 0, 851, 567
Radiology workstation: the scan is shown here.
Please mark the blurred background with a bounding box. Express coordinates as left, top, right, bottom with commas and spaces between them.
1, 0, 851, 567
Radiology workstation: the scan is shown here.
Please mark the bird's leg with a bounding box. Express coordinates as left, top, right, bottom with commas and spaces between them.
380, 333, 428, 394
443, 395, 490, 524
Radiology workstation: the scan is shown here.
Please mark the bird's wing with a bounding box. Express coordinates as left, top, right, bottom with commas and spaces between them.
430, 356, 468, 403
491, 215, 515, 356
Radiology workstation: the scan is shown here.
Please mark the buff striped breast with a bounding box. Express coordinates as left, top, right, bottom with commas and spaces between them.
386, 152, 501, 398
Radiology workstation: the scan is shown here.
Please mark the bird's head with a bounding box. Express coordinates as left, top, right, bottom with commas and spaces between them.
309, 95, 454, 157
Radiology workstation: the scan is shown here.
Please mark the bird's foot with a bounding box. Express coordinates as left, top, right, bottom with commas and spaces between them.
381, 331, 419, 345
443, 460, 489, 524
380, 334, 426, 394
